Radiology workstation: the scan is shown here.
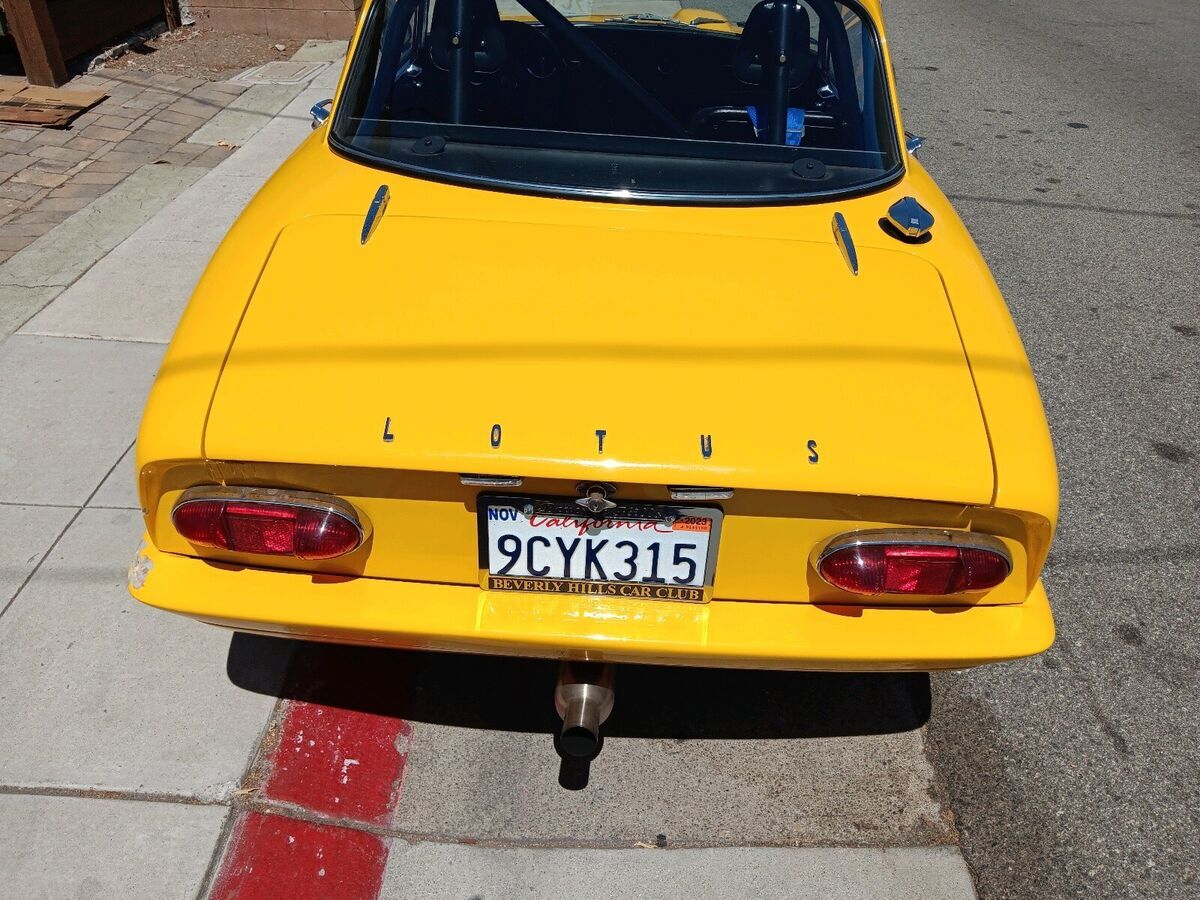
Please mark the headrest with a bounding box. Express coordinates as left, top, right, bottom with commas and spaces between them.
733, 1, 814, 88
430, 0, 507, 74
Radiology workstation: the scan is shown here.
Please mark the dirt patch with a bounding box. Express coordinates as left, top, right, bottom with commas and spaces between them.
102, 26, 295, 81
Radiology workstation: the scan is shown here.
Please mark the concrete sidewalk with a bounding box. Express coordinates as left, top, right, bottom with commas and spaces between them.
0, 71, 248, 268
0, 40, 977, 900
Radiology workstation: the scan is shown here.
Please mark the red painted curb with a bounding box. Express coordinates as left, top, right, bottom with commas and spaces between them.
209, 697, 412, 899
265, 700, 413, 827
209, 812, 388, 900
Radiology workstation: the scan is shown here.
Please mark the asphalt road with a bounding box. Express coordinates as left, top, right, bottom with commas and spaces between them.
885, 0, 1200, 896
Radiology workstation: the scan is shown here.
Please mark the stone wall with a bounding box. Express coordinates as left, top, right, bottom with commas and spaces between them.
187, 1, 362, 40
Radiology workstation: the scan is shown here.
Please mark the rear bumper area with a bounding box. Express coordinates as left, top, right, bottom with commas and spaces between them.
129, 539, 1055, 671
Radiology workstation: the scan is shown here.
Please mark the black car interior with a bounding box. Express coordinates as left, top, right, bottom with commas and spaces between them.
355, 0, 869, 152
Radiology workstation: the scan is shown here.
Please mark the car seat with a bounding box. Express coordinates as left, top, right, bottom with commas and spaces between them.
430, 0, 508, 74
733, 0, 814, 88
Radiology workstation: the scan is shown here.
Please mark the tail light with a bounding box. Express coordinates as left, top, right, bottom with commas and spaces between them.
817, 530, 1011, 596
172, 486, 364, 560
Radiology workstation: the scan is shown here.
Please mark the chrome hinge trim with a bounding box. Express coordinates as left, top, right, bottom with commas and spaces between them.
831, 211, 858, 275
460, 474, 524, 487
361, 184, 390, 245
668, 486, 734, 501
310, 98, 332, 129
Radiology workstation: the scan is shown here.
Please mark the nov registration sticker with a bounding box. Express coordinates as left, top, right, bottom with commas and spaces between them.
478, 496, 722, 603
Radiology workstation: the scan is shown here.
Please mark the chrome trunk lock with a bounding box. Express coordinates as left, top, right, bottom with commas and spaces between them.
575, 482, 617, 515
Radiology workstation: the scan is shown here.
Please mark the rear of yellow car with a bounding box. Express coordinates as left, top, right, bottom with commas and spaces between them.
129, 180, 1056, 670
129, 0, 1056, 678
134, 467, 1053, 671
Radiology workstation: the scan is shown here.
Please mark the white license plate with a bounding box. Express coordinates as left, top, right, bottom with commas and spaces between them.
478, 496, 722, 603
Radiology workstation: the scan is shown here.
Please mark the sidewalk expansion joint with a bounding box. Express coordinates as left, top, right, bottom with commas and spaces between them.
379, 832, 965, 851
193, 808, 238, 900
0, 784, 230, 808
18, 331, 170, 345
0, 500, 80, 509
210, 793, 966, 853
0, 507, 81, 620
2, 438, 134, 619
232, 794, 398, 841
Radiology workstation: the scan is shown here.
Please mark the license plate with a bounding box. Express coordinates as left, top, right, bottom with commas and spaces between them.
478, 495, 722, 603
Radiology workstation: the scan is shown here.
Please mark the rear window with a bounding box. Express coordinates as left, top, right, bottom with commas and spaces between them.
332, 0, 902, 203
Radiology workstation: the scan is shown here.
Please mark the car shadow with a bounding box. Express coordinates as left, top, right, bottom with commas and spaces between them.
227, 632, 931, 743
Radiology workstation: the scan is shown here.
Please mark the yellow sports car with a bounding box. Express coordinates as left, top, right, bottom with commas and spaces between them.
131, 0, 1056, 753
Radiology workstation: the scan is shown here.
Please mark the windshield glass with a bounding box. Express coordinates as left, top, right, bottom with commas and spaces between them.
332, 0, 901, 202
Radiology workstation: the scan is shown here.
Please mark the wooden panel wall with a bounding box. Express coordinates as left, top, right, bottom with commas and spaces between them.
49, 0, 163, 60
4, 0, 163, 85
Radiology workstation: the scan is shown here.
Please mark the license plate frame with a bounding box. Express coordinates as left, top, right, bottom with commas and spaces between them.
476, 493, 723, 603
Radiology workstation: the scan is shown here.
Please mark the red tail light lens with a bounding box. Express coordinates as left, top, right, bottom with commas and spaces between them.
818, 532, 1011, 596
172, 488, 363, 560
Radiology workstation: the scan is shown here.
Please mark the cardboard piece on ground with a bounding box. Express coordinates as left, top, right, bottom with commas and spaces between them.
0, 77, 26, 101
0, 82, 107, 128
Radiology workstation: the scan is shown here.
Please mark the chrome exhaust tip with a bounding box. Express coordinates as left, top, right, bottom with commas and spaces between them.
554, 661, 615, 759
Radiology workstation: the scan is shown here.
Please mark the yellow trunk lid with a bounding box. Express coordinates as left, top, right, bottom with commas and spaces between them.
205, 214, 994, 504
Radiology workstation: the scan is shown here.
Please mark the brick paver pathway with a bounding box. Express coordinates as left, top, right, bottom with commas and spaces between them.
0, 70, 250, 265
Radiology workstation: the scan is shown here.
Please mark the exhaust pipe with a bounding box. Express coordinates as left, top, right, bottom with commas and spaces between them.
554, 661, 615, 759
